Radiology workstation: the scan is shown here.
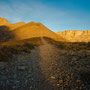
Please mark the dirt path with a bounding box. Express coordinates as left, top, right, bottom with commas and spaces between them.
39, 38, 61, 81
25, 37, 62, 89
0, 37, 61, 90
0, 37, 88, 90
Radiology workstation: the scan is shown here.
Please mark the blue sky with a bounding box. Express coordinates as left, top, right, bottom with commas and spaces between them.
0, 0, 90, 31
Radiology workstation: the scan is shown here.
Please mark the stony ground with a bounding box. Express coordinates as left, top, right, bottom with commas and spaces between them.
0, 38, 90, 90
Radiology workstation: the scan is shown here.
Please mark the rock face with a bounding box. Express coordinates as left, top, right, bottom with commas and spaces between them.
56, 30, 90, 42
0, 17, 10, 26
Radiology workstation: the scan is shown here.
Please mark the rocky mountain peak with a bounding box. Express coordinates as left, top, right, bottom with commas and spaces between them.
56, 30, 90, 42
0, 17, 10, 26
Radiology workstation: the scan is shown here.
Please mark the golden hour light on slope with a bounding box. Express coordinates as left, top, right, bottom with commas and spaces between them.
0, 17, 90, 90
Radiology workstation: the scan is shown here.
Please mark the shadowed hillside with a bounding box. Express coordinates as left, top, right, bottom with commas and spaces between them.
0, 25, 15, 42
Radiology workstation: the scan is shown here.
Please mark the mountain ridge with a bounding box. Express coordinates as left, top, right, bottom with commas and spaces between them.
0, 17, 89, 42
0, 17, 65, 42
12, 22, 65, 41
56, 30, 90, 42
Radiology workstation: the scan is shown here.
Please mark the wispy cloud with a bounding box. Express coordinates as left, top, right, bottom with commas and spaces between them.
0, 1, 66, 22
0, 0, 90, 31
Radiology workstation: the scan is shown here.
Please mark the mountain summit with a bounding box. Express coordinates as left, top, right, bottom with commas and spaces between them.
0, 17, 65, 42
0, 17, 10, 26
0, 17, 89, 42
12, 22, 64, 41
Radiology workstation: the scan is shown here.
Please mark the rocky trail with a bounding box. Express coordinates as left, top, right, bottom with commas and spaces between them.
0, 37, 90, 90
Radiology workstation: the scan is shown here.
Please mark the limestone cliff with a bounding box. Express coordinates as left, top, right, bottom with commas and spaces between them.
56, 30, 90, 42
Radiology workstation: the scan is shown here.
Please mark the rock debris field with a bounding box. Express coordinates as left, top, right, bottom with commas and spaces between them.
0, 38, 90, 90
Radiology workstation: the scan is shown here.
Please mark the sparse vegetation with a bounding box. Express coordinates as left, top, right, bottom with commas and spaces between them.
43, 37, 66, 49
0, 37, 43, 62
0, 17, 90, 89
43, 37, 90, 51
87, 42, 90, 48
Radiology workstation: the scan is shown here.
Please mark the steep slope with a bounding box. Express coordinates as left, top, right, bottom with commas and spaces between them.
0, 18, 26, 42
56, 30, 90, 42
12, 22, 65, 42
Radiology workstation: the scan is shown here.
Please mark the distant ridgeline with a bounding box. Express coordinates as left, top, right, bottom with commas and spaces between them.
56, 30, 90, 42
0, 17, 90, 42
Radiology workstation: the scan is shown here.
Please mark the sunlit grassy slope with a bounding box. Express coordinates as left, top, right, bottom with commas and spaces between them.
1, 37, 43, 46
0, 37, 43, 62
8, 22, 26, 30
12, 22, 66, 42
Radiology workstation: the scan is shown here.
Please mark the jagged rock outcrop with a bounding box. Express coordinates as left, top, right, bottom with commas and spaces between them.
56, 30, 90, 42
0, 17, 10, 26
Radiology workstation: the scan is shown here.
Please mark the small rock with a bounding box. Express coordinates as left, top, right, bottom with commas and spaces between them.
50, 76, 55, 79
59, 80, 63, 84
72, 56, 79, 61
30, 86, 33, 89
76, 80, 80, 83
71, 89, 74, 90
57, 83, 60, 86
79, 87, 82, 89
70, 51, 75, 55
17, 65, 28, 71
6, 69, 8, 72
0, 72, 3, 75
